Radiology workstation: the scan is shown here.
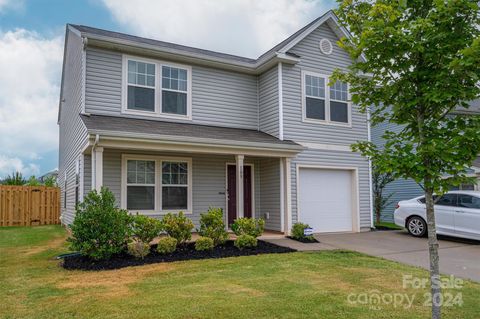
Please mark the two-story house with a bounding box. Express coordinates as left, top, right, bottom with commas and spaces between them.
58, 10, 372, 235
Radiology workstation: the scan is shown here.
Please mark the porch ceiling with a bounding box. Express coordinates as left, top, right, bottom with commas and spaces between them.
81, 114, 304, 157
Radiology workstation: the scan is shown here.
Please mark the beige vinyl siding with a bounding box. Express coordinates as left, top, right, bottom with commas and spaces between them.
259, 66, 279, 137
282, 23, 371, 230
85, 48, 259, 130
101, 149, 264, 228
291, 148, 371, 229
259, 158, 281, 231
58, 29, 89, 225
371, 117, 423, 222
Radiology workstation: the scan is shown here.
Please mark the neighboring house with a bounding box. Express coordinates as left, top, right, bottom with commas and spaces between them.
58, 11, 372, 234
39, 169, 59, 184
372, 100, 480, 222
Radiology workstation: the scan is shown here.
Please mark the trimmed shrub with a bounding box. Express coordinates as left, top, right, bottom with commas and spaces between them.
231, 217, 265, 238
195, 236, 215, 251
127, 240, 151, 259
234, 234, 257, 249
131, 214, 163, 243
68, 187, 132, 260
198, 207, 228, 246
291, 222, 316, 242
161, 212, 194, 245
156, 237, 178, 254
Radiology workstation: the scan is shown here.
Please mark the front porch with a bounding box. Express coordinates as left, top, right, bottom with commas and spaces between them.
86, 148, 292, 233
81, 114, 304, 234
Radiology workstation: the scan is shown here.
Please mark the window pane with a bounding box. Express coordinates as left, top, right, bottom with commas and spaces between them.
128, 86, 155, 111
127, 60, 155, 87
127, 171, 136, 184
127, 186, 155, 210
305, 75, 325, 98
436, 194, 457, 206
162, 91, 187, 115
162, 66, 188, 92
162, 162, 188, 185
162, 186, 187, 210
147, 75, 155, 87
458, 195, 480, 209
330, 80, 348, 102
330, 101, 349, 123
128, 60, 136, 72
147, 63, 155, 75
305, 97, 325, 120
127, 160, 155, 185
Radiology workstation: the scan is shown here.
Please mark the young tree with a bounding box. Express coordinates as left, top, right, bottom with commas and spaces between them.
2, 171, 26, 185
333, 1, 480, 318
372, 162, 395, 224
26, 176, 41, 186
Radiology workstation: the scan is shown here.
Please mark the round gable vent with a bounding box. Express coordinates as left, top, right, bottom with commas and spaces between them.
319, 38, 333, 55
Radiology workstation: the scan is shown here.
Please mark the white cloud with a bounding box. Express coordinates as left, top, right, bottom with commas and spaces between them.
101, 0, 333, 58
0, 0, 24, 13
0, 29, 63, 177
0, 155, 40, 177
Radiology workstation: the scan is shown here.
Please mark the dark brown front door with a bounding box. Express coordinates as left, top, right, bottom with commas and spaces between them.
227, 165, 252, 225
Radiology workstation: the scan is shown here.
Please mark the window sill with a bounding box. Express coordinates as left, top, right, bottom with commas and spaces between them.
302, 118, 352, 128
128, 210, 192, 216
121, 109, 192, 121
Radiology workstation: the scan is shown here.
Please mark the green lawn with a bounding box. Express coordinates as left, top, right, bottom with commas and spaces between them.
0, 226, 478, 319
375, 221, 403, 230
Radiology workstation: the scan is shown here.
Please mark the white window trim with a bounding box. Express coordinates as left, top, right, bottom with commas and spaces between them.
301, 70, 352, 127
121, 54, 192, 120
121, 154, 193, 215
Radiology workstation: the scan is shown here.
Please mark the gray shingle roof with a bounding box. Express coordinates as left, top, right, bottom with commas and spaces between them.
71, 24, 257, 64
80, 114, 301, 148
69, 11, 333, 65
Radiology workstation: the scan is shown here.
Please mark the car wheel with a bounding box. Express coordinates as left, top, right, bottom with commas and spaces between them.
407, 216, 427, 237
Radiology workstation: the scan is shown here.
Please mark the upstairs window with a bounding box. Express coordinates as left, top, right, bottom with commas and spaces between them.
127, 60, 156, 112
305, 74, 326, 120
123, 56, 191, 118
162, 66, 188, 115
303, 71, 350, 125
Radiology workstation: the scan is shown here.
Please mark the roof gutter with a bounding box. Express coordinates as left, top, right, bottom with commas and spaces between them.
88, 129, 304, 151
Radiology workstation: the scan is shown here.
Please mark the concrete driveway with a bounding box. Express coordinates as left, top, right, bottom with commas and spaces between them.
315, 230, 480, 282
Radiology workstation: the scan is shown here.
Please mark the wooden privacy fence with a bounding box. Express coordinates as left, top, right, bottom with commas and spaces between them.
0, 186, 60, 226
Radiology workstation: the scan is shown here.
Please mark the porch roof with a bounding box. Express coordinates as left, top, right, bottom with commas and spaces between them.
81, 114, 304, 156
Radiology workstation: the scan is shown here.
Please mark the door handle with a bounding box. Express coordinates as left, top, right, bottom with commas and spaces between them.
454, 210, 465, 213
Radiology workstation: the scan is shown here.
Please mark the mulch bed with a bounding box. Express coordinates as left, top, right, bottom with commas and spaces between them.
61, 240, 296, 271
287, 236, 319, 243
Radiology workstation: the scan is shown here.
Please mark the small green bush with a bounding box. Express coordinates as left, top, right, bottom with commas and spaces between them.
161, 212, 194, 245
195, 236, 215, 251
127, 240, 151, 259
234, 234, 257, 249
131, 214, 163, 243
156, 237, 178, 254
68, 187, 132, 261
291, 222, 316, 242
231, 217, 265, 238
198, 207, 228, 246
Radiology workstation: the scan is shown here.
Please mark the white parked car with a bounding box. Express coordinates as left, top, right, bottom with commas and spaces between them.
394, 191, 480, 240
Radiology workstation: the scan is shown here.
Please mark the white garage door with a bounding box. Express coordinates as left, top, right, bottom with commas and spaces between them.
298, 168, 354, 233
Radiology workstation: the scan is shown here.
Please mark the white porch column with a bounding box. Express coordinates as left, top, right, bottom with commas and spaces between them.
236, 154, 245, 218
282, 157, 292, 235
92, 147, 104, 191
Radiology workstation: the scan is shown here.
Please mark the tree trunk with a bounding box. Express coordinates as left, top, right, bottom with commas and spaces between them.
424, 188, 441, 319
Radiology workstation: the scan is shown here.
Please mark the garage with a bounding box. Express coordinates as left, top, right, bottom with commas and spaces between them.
298, 167, 356, 233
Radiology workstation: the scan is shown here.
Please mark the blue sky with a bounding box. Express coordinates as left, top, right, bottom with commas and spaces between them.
0, 0, 336, 179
